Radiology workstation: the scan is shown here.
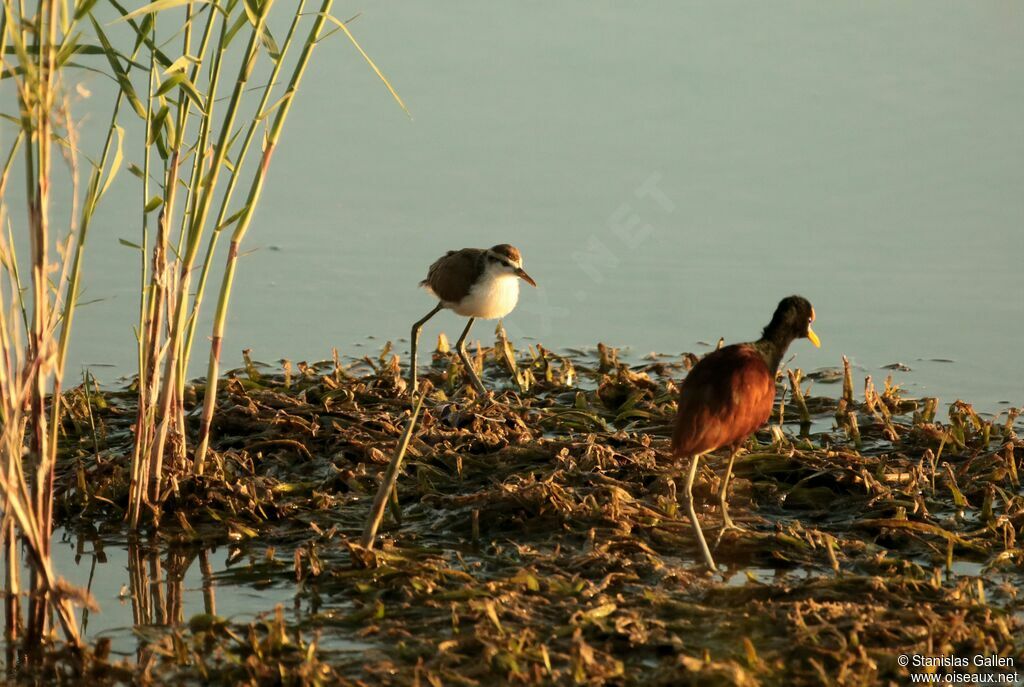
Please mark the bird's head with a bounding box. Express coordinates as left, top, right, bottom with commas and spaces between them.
763, 295, 821, 348
486, 244, 537, 286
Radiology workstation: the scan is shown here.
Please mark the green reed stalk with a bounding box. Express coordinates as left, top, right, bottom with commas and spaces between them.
194, 0, 336, 470
0, 0, 117, 649
194, 2, 408, 470
142, 5, 204, 506
127, 38, 159, 531
145, 0, 270, 504
171, 3, 220, 414
128, 151, 176, 529
110, 0, 406, 512
115, 0, 266, 524
24, 0, 61, 644
138, 35, 155, 401
182, 0, 307, 372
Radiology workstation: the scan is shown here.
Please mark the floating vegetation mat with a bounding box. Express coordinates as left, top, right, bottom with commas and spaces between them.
45, 336, 1024, 685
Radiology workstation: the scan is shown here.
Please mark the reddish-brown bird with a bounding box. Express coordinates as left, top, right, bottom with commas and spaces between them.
672, 295, 820, 570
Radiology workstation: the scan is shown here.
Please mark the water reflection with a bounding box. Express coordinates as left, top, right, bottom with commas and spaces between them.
50, 530, 296, 656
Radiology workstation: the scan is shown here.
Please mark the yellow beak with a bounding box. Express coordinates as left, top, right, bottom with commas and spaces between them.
807, 326, 821, 348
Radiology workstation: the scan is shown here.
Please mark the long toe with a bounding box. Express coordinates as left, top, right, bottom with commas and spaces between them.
713, 518, 749, 549
720, 505, 737, 531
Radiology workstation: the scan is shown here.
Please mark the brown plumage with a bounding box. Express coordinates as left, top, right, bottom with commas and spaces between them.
672, 345, 776, 457
421, 249, 485, 303
409, 244, 535, 395
673, 295, 820, 571
421, 245, 527, 303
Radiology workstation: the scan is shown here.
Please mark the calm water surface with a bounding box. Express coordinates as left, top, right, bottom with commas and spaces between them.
46, 529, 371, 656
60, 2, 1023, 413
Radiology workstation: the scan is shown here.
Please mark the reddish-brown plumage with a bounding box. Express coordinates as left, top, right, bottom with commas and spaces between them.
672, 344, 776, 458
670, 295, 819, 571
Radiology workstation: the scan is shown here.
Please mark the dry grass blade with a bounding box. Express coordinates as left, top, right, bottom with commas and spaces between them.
361, 386, 427, 550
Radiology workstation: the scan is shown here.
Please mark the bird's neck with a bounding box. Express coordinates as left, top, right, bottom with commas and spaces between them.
752, 331, 795, 374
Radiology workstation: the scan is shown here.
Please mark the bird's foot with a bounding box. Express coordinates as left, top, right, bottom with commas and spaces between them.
713, 507, 748, 548
463, 389, 494, 411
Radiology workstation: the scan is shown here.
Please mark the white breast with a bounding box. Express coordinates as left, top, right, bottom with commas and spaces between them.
450, 270, 521, 319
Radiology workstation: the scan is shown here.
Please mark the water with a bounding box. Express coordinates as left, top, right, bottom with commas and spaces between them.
1, 2, 1021, 667
47, 529, 373, 656
38, 1, 1020, 413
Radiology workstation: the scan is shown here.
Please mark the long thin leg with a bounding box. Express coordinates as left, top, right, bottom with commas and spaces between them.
454, 317, 486, 395
682, 452, 715, 571
714, 446, 745, 547
719, 447, 741, 531
409, 303, 443, 392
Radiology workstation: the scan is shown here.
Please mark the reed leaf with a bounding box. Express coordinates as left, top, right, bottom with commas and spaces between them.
115, 0, 208, 24
321, 11, 410, 118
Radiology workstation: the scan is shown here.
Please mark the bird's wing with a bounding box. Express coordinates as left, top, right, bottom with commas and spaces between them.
671, 345, 776, 457
422, 248, 482, 303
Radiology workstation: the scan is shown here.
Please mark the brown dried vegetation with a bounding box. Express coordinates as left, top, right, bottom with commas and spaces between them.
46, 331, 1024, 685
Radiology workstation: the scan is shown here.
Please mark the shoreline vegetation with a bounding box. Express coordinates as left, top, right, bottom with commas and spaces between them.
0, 1, 1021, 685
0, 0, 405, 673
35, 333, 1024, 684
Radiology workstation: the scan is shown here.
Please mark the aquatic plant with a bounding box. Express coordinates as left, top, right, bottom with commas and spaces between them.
81, 0, 407, 528
0, 0, 126, 651
0, 0, 405, 661
49, 332, 1024, 684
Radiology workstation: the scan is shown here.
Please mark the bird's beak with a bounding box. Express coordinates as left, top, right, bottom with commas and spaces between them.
806, 326, 821, 348
515, 268, 537, 287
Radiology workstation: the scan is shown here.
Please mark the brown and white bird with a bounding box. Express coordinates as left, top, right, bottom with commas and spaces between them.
409, 244, 537, 394
672, 295, 820, 571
